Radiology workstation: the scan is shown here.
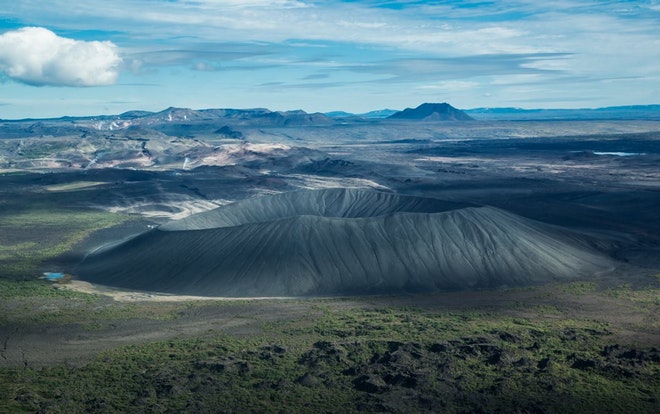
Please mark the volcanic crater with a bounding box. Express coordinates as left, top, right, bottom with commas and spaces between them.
75, 188, 615, 297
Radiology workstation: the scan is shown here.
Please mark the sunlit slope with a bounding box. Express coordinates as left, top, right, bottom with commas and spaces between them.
77, 190, 613, 296
160, 188, 471, 230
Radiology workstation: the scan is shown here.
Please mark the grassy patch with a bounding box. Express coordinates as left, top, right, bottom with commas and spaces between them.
0, 279, 192, 326
560, 281, 598, 295
0, 206, 130, 278
0, 279, 87, 300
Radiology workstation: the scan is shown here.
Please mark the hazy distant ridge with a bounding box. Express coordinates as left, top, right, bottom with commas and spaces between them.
3, 103, 659, 123
387, 103, 474, 121
465, 105, 660, 120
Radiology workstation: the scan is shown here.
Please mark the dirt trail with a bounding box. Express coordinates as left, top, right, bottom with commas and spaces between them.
61, 280, 295, 302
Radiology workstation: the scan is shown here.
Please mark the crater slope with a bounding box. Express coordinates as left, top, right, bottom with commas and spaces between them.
76, 189, 614, 297
160, 188, 472, 230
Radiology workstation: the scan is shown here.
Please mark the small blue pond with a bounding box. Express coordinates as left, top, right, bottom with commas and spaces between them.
42, 272, 65, 280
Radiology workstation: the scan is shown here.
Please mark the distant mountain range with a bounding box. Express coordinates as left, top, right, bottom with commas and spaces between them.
0, 103, 471, 139
2, 106, 335, 127
326, 104, 660, 120
325, 104, 472, 120
464, 105, 660, 120
2, 103, 659, 128
325, 104, 660, 121
325, 109, 398, 119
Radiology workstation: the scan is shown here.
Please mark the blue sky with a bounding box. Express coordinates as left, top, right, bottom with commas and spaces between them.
1, 0, 659, 118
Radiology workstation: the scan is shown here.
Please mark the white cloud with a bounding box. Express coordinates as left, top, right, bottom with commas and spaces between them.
0, 27, 121, 87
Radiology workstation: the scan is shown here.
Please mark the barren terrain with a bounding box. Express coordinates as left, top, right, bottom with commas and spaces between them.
0, 110, 658, 412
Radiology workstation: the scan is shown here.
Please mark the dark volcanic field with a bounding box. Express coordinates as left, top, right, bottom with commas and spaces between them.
0, 118, 659, 413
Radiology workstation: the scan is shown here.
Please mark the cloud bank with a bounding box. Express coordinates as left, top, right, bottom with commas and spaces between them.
0, 27, 121, 87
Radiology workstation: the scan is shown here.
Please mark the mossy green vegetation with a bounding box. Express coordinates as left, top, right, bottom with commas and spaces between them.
559, 281, 598, 295
1, 302, 657, 413
0, 173, 139, 280
0, 205, 130, 278
0, 278, 212, 327
0, 279, 87, 300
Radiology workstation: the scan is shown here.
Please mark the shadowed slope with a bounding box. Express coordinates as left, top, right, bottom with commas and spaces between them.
76, 190, 614, 297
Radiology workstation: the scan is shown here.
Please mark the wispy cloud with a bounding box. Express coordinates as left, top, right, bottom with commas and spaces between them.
417, 80, 479, 91
127, 44, 273, 73
0, 27, 120, 86
301, 73, 330, 80
344, 54, 572, 82
259, 81, 348, 90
